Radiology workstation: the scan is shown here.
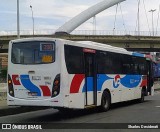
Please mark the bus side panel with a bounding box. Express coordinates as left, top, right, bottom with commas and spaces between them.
96, 74, 122, 104
134, 75, 147, 99
97, 74, 144, 104
63, 44, 86, 109
134, 86, 142, 99
60, 42, 70, 108
68, 74, 85, 109
97, 92, 102, 106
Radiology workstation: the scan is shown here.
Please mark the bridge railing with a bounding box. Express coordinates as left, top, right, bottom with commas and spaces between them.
0, 30, 160, 36
71, 30, 160, 36
0, 30, 54, 36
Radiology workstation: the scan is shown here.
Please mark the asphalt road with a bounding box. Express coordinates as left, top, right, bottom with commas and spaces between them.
0, 92, 160, 131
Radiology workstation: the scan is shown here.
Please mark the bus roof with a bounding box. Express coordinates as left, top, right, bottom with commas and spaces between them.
77, 41, 145, 57
10, 37, 145, 57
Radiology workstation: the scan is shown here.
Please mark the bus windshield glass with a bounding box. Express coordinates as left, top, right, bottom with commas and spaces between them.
11, 41, 55, 64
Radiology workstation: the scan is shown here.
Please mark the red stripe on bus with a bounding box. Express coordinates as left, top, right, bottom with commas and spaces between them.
12, 75, 21, 85
39, 86, 51, 96
140, 80, 147, 87
70, 74, 85, 93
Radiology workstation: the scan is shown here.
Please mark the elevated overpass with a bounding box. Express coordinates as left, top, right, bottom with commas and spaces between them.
1, 0, 160, 53
1, 34, 160, 53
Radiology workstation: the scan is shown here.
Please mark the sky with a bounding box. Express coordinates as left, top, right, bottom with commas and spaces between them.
0, 0, 160, 35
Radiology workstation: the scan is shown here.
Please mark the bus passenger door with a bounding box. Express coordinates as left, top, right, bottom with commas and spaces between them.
84, 52, 97, 106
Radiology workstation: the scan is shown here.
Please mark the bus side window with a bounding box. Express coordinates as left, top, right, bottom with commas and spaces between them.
64, 45, 84, 74
97, 51, 122, 74
121, 55, 133, 74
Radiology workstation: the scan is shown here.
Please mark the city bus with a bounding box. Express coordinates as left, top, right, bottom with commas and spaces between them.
7, 38, 154, 111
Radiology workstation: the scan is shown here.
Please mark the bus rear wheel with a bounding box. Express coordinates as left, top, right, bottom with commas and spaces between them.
100, 91, 111, 112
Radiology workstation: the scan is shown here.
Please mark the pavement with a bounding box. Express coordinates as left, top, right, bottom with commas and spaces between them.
0, 82, 160, 117
0, 97, 47, 117
0, 83, 47, 116
0, 83, 20, 116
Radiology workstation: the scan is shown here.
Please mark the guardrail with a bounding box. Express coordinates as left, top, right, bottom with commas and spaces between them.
0, 30, 160, 36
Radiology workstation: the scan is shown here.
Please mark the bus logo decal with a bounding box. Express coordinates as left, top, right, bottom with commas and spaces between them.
20, 75, 41, 96
113, 75, 121, 88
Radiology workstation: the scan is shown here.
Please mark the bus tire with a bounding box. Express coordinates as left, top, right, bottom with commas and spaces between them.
139, 90, 145, 103
100, 91, 111, 112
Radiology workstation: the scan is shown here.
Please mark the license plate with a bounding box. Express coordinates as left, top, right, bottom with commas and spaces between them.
28, 92, 37, 96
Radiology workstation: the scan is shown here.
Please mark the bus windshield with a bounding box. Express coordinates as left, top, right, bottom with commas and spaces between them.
11, 41, 55, 64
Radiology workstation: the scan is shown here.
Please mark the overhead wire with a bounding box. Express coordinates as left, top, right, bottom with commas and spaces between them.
137, 0, 140, 36
113, 4, 119, 35
156, 5, 160, 35
142, 0, 151, 36
119, 3, 127, 34
135, 0, 140, 35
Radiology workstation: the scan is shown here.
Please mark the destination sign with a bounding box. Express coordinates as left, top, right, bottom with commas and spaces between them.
40, 43, 54, 51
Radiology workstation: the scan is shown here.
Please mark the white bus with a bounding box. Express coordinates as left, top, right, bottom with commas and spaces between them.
7, 38, 154, 111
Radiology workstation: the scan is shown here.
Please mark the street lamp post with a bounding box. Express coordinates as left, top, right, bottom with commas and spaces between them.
17, 0, 20, 39
30, 5, 34, 36
149, 9, 156, 36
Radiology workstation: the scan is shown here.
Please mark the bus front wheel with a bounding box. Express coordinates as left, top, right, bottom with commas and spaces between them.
100, 91, 111, 112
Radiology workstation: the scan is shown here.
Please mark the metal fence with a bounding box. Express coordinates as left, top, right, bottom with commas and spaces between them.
0, 30, 160, 36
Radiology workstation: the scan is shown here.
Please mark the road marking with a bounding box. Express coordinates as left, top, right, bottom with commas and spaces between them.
155, 106, 160, 108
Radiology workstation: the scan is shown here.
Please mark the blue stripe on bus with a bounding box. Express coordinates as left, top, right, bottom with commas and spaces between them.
132, 52, 144, 57
120, 75, 141, 88
82, 77, 94, 92
82, 74, 142, 92
97, 74, 113, 91
20, 75, 41, 96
